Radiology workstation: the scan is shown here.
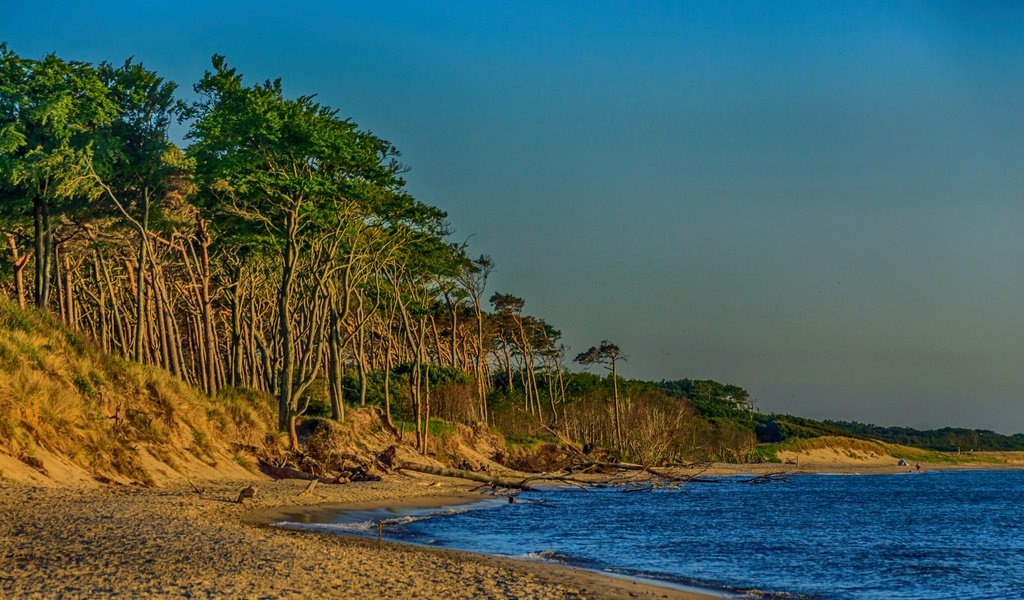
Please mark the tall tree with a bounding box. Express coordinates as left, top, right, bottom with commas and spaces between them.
575, 340, 625, 449
0, 45, 117, 310
458, 254, 493, 420
187, 56, 412, 449
88, 59, 183, 365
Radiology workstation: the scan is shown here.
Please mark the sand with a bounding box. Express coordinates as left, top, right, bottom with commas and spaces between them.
0, 475, 718, 599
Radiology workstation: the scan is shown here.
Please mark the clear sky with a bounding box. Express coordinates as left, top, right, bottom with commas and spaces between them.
4, 1, 1023, 432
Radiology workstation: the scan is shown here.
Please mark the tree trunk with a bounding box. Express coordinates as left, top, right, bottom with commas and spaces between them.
133, 201, 149, 363
383, 336, 394, 429
197, 219, 218, 396
612, 360, 622, 449
7, 234, 26, 309
230, 269, 244, 387
327, 301, 345, 420
33, 197, 51, 310
278, 214, 299, 450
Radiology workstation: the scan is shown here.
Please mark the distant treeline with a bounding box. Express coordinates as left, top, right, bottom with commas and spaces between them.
660, 380, 1024, 452
823, 421, 1024, 452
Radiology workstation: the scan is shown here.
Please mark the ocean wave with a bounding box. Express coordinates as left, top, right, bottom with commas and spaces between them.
275, 505, 484, 535
275, 521, 375, 533
518, 550, 592, 566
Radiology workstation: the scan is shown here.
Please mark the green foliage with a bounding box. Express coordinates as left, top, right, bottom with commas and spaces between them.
0, 45, 118, 221
824, 420, 1024, 452
753, 414, 850, 443
394, 417, 453, 438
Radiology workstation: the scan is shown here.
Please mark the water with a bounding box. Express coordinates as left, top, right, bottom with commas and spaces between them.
279, 470, 1024, 599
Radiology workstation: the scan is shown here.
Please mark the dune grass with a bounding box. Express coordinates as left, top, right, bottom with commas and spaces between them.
0, 299, 277, 483
757, 435, 1007, 465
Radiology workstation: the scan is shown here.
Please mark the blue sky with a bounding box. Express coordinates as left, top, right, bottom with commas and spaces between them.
4, 1, 1023, 431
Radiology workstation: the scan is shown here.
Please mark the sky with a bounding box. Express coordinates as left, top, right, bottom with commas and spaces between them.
4, 1, 1023, 432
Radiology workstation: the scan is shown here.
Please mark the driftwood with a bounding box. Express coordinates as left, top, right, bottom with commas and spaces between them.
397, 462, 536, 491
738, 472, 793, 485
258, 458, 380, 484
237, 484, 257, 504
298, 479, 319, 496
259, 460, 318, 481
186, 478, 205, 495
569, 460, 720, 484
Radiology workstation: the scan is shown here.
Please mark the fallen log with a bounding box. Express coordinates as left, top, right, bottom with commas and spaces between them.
739, 472, 792, 485
298, 479, 319, 496
396, 462, 535, 491
570, 461, 720, 483
258, 460, 317, 481
186, 478, 205, 495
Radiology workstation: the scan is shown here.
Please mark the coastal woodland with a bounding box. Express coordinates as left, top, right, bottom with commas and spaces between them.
2, 46, 1020, 477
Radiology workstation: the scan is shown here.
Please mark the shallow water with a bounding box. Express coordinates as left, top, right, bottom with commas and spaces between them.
281, 470, 1024, 599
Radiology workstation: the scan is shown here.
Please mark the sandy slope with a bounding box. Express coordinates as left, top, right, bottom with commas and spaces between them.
0, 475, 715, 599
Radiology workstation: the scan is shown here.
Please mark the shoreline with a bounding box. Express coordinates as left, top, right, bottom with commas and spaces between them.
4, 465, 1021, 598
257, 494, 729, 599
0, 476, 720, 599
675, 460, 1024, 477
252, 489, 724, 599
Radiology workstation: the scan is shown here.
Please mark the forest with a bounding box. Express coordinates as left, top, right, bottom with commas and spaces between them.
0, 45, 770, 465
5, 45, 1001, 468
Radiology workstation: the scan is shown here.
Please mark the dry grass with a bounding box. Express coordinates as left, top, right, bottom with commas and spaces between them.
0, 299, 278, 484
767, 436, 1006, 464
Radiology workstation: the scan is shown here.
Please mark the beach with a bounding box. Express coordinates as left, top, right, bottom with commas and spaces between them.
0, 475, 716, 599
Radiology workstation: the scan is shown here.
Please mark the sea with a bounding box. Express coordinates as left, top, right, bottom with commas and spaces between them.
277, 470, 1024, 599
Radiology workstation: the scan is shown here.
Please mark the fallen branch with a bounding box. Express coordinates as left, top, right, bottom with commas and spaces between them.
738, 472, 793, 485
259, 460, 317, 481
298, 479, 319, 496
186, 478, 205, 495
515, 473, 591, 491
397, 462, 535, 491
569, 461, 719, 483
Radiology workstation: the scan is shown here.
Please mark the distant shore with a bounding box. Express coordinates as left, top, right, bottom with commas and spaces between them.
693, 460, 1024, 477
0, 476, 717, 599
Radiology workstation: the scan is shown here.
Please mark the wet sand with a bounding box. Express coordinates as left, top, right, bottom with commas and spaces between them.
0, 476, 718, 599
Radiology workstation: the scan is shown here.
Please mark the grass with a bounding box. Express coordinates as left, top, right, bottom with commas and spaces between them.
394, 418, 455, 438
759, 436, 1008, 465
0, 298, 278, 483
504, 433, 544, 447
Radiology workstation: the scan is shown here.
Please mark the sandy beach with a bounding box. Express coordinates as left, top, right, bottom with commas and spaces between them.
0, 475, 717, 599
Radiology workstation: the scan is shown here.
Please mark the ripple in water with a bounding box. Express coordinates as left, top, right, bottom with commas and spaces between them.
283, 470, 1024, 599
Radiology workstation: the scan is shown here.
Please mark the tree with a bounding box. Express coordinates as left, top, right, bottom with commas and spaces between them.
575, 340, 625, 449
88, 58, 183, 365
187, 55, 416, 449
457, 254, 493, 421
0, 45, 117, 310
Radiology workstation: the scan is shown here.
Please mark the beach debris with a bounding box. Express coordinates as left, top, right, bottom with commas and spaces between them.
259, 460, 318, 481
396, 462, 536, 491
738, 473, 792, 485
186, 478, 205, 495
258, 456, 381, 485
297, 479, 318, 497
377, 445, 398, 470
236, 484, 257, 504
567, 460, 719, 484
